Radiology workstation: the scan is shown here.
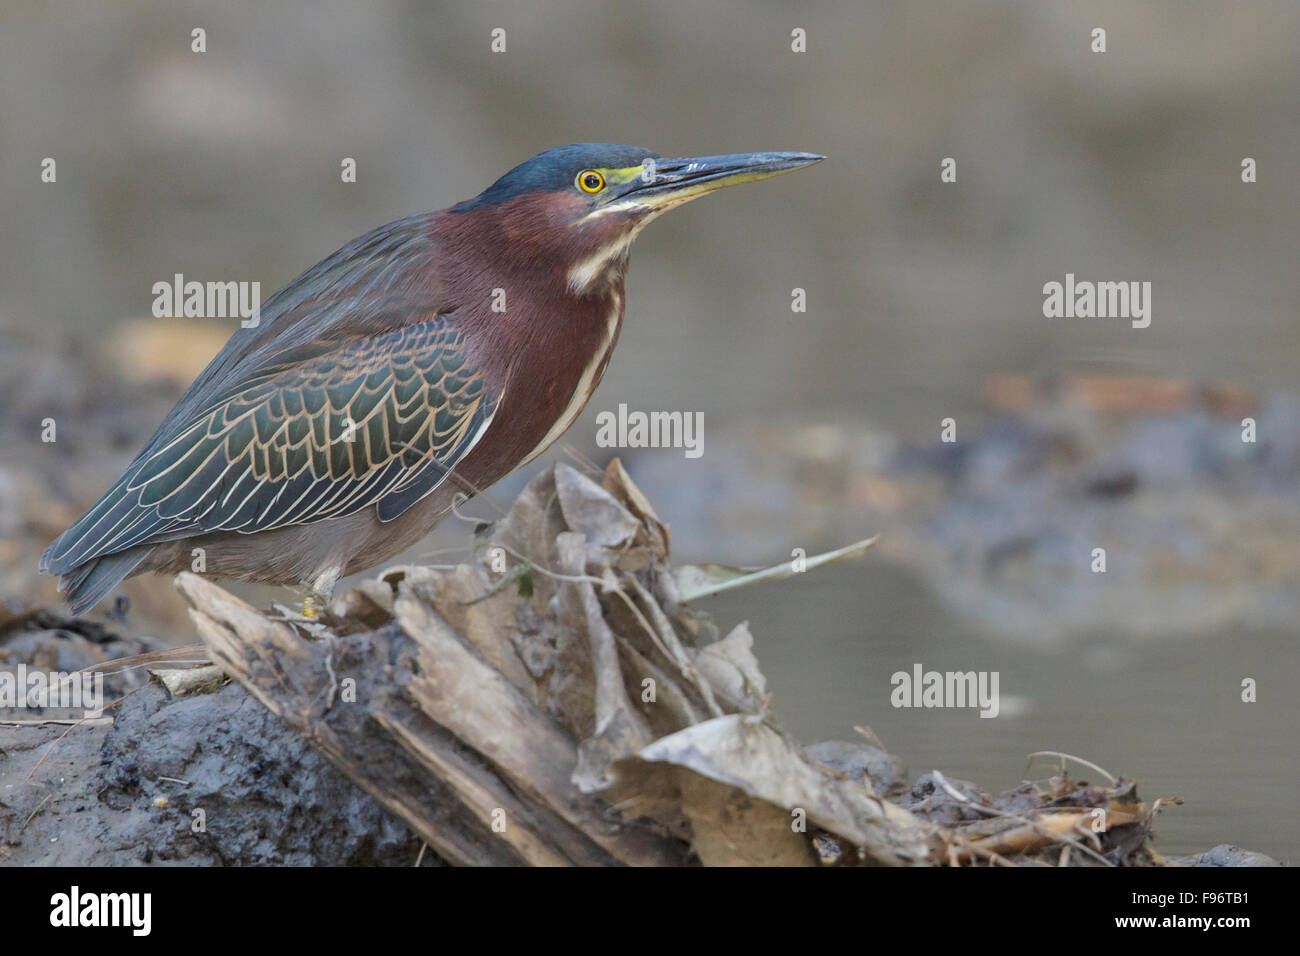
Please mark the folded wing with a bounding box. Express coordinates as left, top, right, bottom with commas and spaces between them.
42, 315, 496, 575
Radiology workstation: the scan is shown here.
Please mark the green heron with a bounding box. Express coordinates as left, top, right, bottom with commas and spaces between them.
42, 143, 824, 615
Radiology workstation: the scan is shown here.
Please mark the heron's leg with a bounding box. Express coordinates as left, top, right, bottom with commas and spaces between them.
300, 564, 343, 619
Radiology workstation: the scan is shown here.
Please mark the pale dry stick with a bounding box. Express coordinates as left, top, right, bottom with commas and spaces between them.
409, 543, 479, 567
21, 792, 54, 832
944, 832, 1017, 867
930, 770, 992, 810
322, 634, 340, 710
931, 769, 1114, 867
1071, 810, 1105, 852
73, 646, 214, 680
1025, 750, 1118, 785
454, 562, 535, 606
482, 542, 608, 590
454, 541, 616, 610
1140, 796, 1185, 847
448, 491, 493, 528
1150, 796, 1183, 815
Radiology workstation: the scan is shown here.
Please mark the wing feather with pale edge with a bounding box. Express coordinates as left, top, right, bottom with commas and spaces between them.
43, 315, 495, 573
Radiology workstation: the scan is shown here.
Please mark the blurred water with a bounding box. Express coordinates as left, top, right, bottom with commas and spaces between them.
701, 562, 1297, 863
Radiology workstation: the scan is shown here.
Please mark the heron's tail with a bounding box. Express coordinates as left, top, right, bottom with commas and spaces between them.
55, 547, 152, 616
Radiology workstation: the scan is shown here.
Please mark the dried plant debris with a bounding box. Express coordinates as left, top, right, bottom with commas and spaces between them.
909, 765, 1161, 867
1, 461, 1276, 866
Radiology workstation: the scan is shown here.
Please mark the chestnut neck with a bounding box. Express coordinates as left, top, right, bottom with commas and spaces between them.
431, 193, 631, 387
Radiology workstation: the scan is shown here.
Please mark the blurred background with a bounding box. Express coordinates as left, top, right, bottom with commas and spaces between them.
1, 0, 1297, 861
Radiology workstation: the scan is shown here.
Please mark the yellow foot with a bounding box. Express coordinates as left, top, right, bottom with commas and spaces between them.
301, 592, 322, 619
281, 568, 340, 623
273, 586, 330, 622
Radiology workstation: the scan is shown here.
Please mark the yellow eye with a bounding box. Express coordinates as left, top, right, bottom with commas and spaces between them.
577, 170, 605, 193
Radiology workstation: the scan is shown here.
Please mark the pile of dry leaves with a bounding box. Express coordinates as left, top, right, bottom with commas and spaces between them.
162, 460, 1198, 866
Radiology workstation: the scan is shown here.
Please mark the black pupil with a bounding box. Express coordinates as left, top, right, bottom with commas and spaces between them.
584, 174, 600, 189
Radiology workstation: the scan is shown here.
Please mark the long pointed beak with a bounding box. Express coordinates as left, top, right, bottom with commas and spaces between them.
615, 151, 825, 209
